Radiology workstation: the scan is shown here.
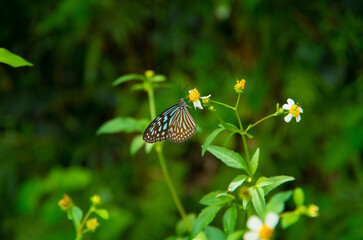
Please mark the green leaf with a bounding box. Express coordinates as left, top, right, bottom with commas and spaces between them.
152, 74, 166, 82
130, 135, 145, 156
246, 133, 254, 139
224, 132, 235, 147
205, 226, 226, 240
207, 145, 248, 172
0, 48, 33, 67
176, 213, 196, 236
223, 206, 237, 236
130, 83, 145, 91
97, 117, 149, 135
293, 188, 305, 206
202, 127, 225, 156
266, 191, 292, 214
255, 177, 273, 187
263, 176, 295, 195
95, 209, 109, 220
251, 187, 265, 218
226, 231, 244, 240
145, 142, 154, 153
218, 122, 246, 135
71, 206, 83, 228
281, 212, 300, 229
250, 148, 260, 176
112, 74, 146, 86
227, 174, 247, 193
200, 191, 234, 206
190, 204, 224, 239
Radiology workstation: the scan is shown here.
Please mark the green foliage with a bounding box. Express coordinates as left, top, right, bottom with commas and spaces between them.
97, 117, 149, 135
206, 146, 248, 172
0, 48, 33, 67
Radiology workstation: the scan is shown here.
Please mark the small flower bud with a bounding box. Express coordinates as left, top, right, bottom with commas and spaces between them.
58, 194, 73, 211
90, 195, 102, 205
307, 204, 319, 217
234, 78, 246, 93
145, 70, 154, 78
86, 218, 100, 231
238, 187, 251, 200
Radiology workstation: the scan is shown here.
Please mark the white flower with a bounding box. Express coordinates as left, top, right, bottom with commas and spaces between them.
243, 212, 279, 240
187, 88, 204, 109
282, 98, 303, 123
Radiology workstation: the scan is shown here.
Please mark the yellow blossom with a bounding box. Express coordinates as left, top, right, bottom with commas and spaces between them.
86, 218, 100, 231
307, 204, 319, 217
90, 195, 102, 205
234, 78, 246, 93
187, 88, 201, 102
145, 70, 154, 78
58, 194, 73, 211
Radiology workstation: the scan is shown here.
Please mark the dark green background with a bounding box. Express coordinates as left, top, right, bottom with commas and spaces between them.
1, 0, 363, 239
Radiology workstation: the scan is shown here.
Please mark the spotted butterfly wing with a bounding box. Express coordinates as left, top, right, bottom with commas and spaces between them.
143, 98, 196, 143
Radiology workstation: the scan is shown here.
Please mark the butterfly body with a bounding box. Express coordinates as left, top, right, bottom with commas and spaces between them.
143, 98, 196, 143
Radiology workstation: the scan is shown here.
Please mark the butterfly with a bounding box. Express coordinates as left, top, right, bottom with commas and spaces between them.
143, 98, 197, 143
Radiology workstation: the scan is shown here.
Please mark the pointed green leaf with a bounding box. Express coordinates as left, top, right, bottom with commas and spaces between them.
281, 212, 300, 229
130, 135, 145, 155
202, 127, 225, 156
97, 117, 149, 135
293, 188, 305, 206
263, 176, 295, 195
227, 174, 247, 193
200, 191, 234, 206
250, 148, 260, 176
266, 191, 292, 214
112, 74, 146, 86
246, 133, 254, 139
130, 83, 145, 91
255, 177, 273, 187
205, 226, 226, 240
152, 74, 166, 82
251, 187, 265, 218
226, 231, 244, 240
207, 145, 248, 172
71, 206, 83, 228
190, 204, 224, 239
95, 209, 109, 220
145, 142, 154, 153
223, 206, 237, 236
0, 48, 33, 67
224, 132, 235, 147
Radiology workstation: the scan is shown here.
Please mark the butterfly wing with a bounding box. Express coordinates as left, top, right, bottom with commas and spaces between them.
167, 108, 196, 142
143, 104, 179, 143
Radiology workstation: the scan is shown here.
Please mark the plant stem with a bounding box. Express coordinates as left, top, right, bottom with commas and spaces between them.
146, 80, 191, 231
234, 93, 251, 177
156, 145, 192, 231
76, 208, 93, 239
210, 100, 235, 110
246, 113, 277, 131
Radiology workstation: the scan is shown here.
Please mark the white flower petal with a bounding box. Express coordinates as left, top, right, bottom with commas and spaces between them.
247, 215, 263, 232
243, 231, 260, 240
200, 94, 211, 99
193, 100, 203, 109
299, 107, 303, 113
265, 212, 279, 229
296, 115, 301, 122
284, 113, 293, 123
282, 104, 291, 110
287, 98, 295, 106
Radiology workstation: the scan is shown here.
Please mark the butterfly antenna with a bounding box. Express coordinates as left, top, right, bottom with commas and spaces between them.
181, 85, 188, 99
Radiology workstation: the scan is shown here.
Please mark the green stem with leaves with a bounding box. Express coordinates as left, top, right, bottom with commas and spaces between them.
76, 207, 93, 240
146, 78, 192, 231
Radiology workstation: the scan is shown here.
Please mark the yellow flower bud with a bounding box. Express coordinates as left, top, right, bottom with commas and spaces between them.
145, 70, 154, 78
58, 194, 73, 211
307, 204, 319, 217
86, 218, 100, 231
90, 195, 102, 205
234, 78, 246, 93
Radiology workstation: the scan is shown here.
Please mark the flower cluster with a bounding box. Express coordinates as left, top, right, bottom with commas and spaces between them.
187, 88, 211, 110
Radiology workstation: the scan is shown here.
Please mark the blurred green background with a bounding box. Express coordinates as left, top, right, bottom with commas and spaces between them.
1, 0, 363, 239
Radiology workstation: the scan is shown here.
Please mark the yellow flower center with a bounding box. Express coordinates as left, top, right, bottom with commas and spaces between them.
289, 104, 301, 118
308, 204, 319, 217
234, 78, 246, 92
259, 224, 274, 239
86, 218, 100, 231
91, 195, 101, 205
187, 89, 200, 102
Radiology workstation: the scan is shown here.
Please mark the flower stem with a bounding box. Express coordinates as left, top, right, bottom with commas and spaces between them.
234, 93, 251, 177
146, 80, 191, 231
76, 208, 93, 239
155, 144, 192, 231
246, 113, 277, 131
210, 100, 235, 110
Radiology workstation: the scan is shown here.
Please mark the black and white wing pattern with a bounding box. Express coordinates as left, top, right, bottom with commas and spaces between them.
143, 98, 197, 143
